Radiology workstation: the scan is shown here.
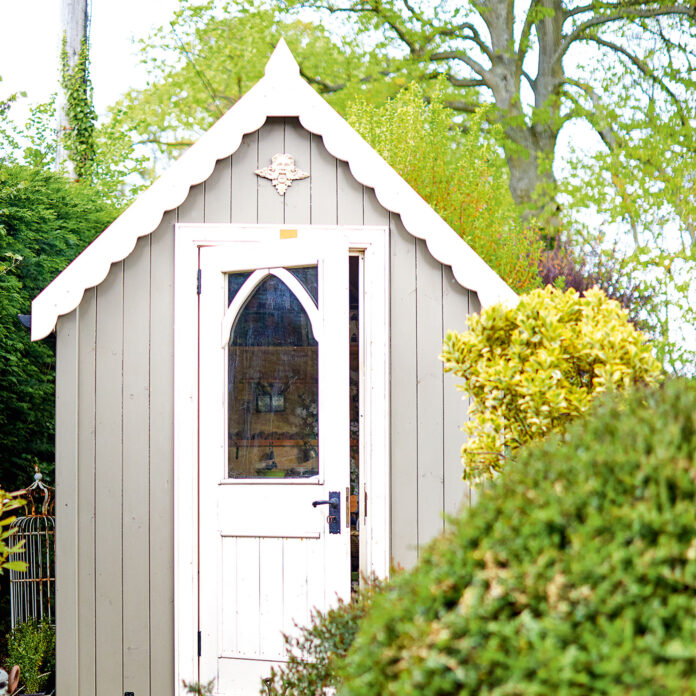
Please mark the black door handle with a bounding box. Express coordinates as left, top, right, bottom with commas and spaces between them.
311, 491, 341, 534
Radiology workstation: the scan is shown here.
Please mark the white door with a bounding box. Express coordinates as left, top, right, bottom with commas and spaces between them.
198, 233, 351, 694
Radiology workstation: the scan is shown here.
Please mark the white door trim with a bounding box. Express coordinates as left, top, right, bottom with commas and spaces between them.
173, 224, 389, 693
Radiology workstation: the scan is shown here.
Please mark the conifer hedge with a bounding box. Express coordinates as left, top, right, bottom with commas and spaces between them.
340, 380, 696, 695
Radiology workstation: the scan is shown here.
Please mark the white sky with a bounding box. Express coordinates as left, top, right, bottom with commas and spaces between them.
0, 0, 179, 119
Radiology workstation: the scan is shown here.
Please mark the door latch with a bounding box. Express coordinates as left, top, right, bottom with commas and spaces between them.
312, 491, 341, 534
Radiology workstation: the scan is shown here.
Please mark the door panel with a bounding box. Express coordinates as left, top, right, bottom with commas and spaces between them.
198, 235, 350, 695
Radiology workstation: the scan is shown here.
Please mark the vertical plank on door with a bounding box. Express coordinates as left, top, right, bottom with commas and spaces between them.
220, 537, 237, 655
389, 215, 419, 569
231, 131, 259, 224
282, 538, 309, 642
94, 261, 124, 695
258, 119, 285, 224
284, 119, 311, 225
235, 537, 261, 657
309, 134, 337, 225
337, 160, 364, 225
204, 157, 232, 224
149, 215, 176, 694
443, 268, 472, 517
77, 289, 97, 696
122, 236, 151, 694
55, 311, 79, 696
258, 538, 285, 659
415, 239, 445, 544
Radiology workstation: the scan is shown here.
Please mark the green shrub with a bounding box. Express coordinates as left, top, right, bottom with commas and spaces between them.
347, 86, 542, 294
340, 380, 696, 695
263, 581, 382, 696
6, 619, 55, 693
442, 285, 663, 481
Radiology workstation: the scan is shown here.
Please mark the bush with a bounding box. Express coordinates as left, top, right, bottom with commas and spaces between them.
0, 164, 119, 489
340, 380, 696, 695
441, 285, 663, 481
347, 87, 542, 294
263, 581, 382, 696
6, 619, 55, 694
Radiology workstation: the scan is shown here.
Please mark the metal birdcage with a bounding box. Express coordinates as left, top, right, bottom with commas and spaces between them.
9, 468, 55, 628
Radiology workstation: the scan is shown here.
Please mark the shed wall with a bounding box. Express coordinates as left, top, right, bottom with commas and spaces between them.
54, 118, 477, 695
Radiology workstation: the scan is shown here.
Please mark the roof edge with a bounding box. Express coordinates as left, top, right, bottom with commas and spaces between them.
32, 40, 516, 340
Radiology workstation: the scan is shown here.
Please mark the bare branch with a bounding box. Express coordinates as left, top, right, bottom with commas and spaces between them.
447, 75, 487, 88
516, 0, 541, 72
560, 5, 696, 58
430, 50, 490, 80
564, 0, 653, 19
581, 35, 687, 126
521, 70, 536, 91
444, 99, 481, 113
562, 78, 617, 150
432, 22, 494, 61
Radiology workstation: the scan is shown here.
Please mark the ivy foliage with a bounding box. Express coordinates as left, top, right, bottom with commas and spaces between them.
60, 36, 96, 181
347, 87, 541, 294
0, 164, 118, 489
441, 286, 663, 481
340, 379, 696, 695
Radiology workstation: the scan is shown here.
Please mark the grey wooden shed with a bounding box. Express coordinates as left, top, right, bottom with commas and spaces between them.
32, 40, 515, 696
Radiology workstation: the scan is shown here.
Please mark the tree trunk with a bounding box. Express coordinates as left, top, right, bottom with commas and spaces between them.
56, 0, 89, 175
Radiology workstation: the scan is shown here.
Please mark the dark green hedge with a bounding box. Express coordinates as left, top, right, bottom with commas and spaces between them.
340, 380, 696, 695
0, 164, 118, 489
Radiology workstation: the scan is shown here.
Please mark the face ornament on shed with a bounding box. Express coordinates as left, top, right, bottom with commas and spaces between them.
255, 153, 309, 195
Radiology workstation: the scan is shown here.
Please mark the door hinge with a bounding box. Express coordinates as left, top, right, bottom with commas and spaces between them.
198, 630, 202, 657
197, 268, 202, 295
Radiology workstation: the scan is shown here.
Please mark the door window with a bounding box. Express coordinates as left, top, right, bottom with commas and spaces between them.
227, 272, 319, 479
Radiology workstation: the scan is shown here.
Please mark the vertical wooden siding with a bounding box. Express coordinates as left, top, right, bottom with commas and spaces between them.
54, 118, 476, 694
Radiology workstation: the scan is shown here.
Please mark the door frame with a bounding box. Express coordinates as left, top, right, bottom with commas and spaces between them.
173, 223, 390, 693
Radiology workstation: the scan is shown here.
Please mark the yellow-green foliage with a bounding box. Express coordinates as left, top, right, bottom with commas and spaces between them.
441, 286, 663, 481
347, 87, 542, 294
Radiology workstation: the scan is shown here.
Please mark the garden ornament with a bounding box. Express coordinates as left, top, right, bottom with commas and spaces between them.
255, 153, 309, 195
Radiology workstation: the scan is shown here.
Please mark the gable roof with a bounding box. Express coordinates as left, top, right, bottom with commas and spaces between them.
31, 39, 517, 340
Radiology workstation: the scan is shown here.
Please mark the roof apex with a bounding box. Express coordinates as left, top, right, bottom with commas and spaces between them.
31, 41, 517, 340
264, 38, 301, 79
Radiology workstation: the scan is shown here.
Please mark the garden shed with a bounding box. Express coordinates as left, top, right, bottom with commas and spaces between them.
32, 40, 515, 696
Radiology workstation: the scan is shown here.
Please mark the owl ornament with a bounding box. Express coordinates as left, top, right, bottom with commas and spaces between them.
255, 153, 309, 195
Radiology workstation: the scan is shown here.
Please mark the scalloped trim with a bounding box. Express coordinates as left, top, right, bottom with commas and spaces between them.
31, 39, 516, 340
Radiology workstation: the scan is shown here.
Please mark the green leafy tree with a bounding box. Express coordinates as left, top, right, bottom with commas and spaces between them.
107, 1, 388, 162
441, 285, 663, 480
282, 0, 696, 228
340, 379, 696, 695
347, 87, 542, 293
0, 164, 118, 489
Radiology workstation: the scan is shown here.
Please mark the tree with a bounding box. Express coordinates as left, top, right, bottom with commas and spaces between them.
281, 0, 696, 231
57, 0, 92, 178
106, 2, 385, 163
0, 164, 118, 490
441, 285, 663, 481
347, 86, 542, 293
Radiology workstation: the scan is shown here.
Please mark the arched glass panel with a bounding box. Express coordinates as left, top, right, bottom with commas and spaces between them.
228, 271, 252, 305
227, 275, 318, 479
288, 266, 318, 306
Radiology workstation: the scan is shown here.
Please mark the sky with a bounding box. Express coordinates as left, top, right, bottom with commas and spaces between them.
0, 0, 179, 120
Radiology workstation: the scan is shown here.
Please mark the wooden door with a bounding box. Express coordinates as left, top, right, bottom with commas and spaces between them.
198, 234, 350, 694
